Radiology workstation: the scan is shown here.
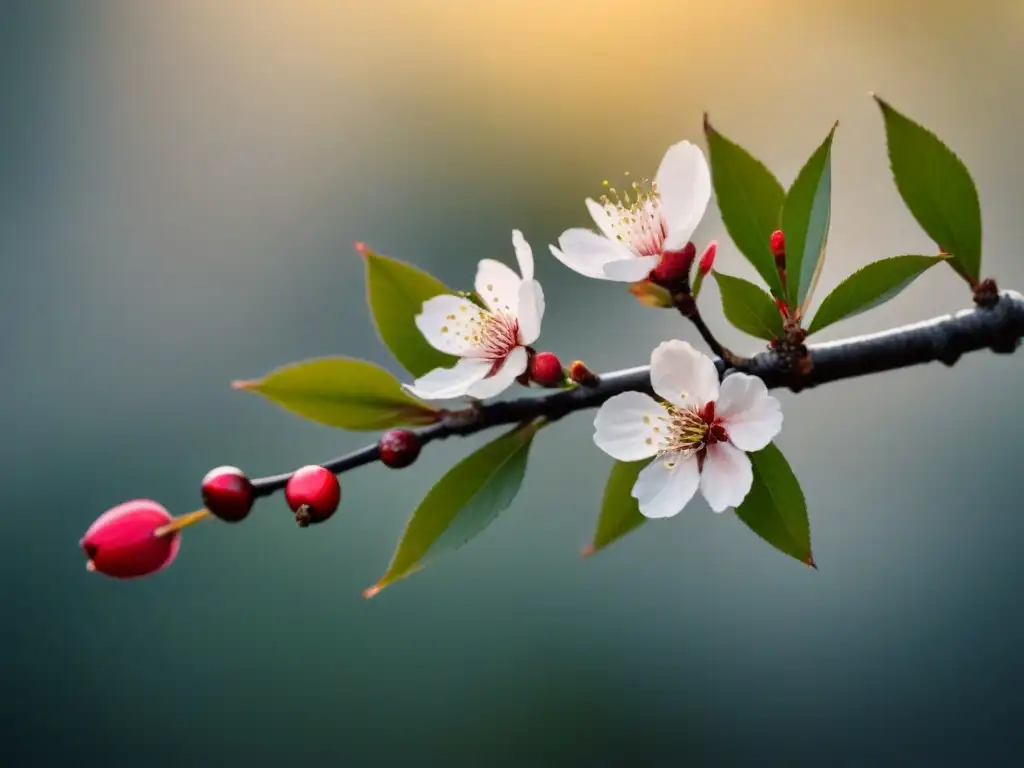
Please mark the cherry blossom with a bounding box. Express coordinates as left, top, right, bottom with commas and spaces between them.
406, 230, 545, 400
593, 340, 783, 517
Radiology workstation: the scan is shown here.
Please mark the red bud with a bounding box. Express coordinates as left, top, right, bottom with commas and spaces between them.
770, 230, 786, 262
651, 242, 696, 284
697, 241, 717, 276
80, 500, 180, 579
529, 351, 565, 387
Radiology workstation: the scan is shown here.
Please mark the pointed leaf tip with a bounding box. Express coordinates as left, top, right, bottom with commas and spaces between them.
362, 584, 384, 600
354, 241, 369, 257
581, 543, 596, 560
806, 555, 818, 570
231, 379, 255, 391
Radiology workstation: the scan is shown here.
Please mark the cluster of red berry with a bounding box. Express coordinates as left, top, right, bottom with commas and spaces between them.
79, 428, 423, 579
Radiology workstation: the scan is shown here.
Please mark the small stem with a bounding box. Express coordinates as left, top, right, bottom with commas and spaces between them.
673, 292, 746, 367
154, 508, 210, 537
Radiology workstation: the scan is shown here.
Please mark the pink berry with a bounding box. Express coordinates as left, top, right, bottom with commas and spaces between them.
80, 499, 180, 579
651, 242, 696, 284
201, 466, 254, 523
378, 430, 422, 469
285, 466, 341, 527
529, 352, 565, 387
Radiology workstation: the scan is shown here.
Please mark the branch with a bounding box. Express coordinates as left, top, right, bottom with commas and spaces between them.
249, 292, 1024, 496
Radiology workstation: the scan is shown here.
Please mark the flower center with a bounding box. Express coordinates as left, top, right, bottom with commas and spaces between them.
440, 304, 520, 373
598, 173, 668, 257
659, 400, 729, 462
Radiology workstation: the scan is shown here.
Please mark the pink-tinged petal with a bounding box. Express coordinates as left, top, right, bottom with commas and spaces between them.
550, 229, 636, 280
404, 358, 492, 400
585, 198, 618, 241
516, 279, 545, 346
475, 259, 522, 316
593, 392, 669, 461
511, 229, 534, 281
466, 346, 529, 399
654, 140, 712, 251
650, 340, 720, 408
415, 295, 489, 358
81, 499, 180, 579
699, 442, 754, 513
631, 452, 701, 519
601, 255, 661, 282
716, 373, 783, 452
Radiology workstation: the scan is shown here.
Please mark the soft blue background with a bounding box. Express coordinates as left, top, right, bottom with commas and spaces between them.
3, 1, 1023, 764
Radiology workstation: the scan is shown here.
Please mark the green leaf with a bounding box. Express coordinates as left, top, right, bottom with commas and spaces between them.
364, 249, 459, 378
365, 419, 543, 597
713, 271, 785, 340
584, 460, 648, 557
874, 95, 982, 283
703, 116, 786, 299
807, 255, 947, 335
233, 356, 439, 430
734, 442, 813, 566
782, 123, 837, 310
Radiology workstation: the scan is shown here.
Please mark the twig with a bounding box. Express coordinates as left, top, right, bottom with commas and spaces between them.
249, 292, 1024, 496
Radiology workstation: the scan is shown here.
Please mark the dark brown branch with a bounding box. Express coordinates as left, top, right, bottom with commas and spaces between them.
250, 292, 1024, 496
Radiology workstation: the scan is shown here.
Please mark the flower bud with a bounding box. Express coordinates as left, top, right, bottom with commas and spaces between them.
529, 351, 565, 387
650, 242, 697, 285
628, 280, 674, 309
697, 241, 717, 277
80, 499, 180, 579
770, 230, 786, 263
569, 360, 599, 387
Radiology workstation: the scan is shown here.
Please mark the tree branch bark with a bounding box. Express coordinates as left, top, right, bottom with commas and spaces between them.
250, 292, 1024, 496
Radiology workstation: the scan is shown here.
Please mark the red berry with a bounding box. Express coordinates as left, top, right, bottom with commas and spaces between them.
650, 242, 696, 284
378, 429, 422, 469
770, 230, 786, 262
201, 466, 254, 523
697, 241, 717, 277
285, 465, 341, 527
80, 499, 180, 579
529, 351, 564, 387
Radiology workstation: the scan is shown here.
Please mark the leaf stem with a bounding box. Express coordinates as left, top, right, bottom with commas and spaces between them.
249, 292, 1024, 498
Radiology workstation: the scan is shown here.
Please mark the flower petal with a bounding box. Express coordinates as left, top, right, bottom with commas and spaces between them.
516, 279, 545, 346
475, 258, 522, 316
601, 254, 660, 282
550, 228, 636, 280
699, 441, 754, 513
631, 452, 701, 519
650, 340, 720, 408
716, 373, 784, 452
466, 346, 529, 399
585, 198, 618, 241
404, 357, 491, 400
593, 392, 669, 461
511, 229, 534, 281
415, 295, 490, 357
654, 140, 712, 251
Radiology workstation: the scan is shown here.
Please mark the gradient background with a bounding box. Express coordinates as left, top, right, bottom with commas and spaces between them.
3, 1, 1023, 765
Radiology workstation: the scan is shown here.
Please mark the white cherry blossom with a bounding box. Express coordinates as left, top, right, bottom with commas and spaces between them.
550, 140, 712, 282
405, 230, 545, 400
593, 340, 783, 517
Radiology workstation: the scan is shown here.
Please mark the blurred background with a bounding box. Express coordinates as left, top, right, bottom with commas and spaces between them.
3, 0, 1023, 764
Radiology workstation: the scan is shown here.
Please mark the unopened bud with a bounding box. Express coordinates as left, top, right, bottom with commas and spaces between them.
697, 241, 717, 277
80, 499, 181, 579
651, 242, 697, 285
569, 360, 599, 387
628, 280, 674, 309
529, 351, 566, 388
770, 230, 786, 263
